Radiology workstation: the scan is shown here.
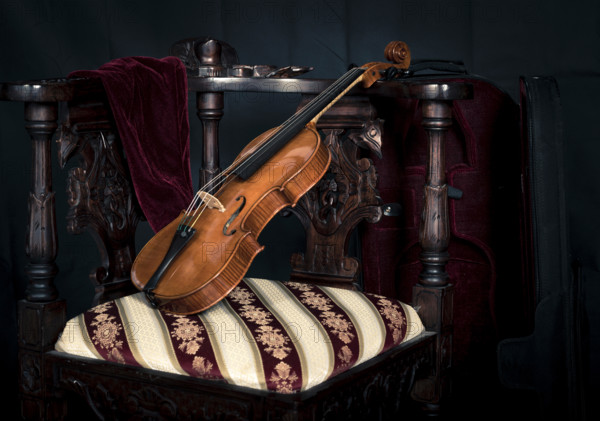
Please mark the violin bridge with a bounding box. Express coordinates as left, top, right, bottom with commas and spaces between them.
197, 191, 226, 212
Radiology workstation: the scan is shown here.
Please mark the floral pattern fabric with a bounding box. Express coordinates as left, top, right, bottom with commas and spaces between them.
56, 277, 424, 394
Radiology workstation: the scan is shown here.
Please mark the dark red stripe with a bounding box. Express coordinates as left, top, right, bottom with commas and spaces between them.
362, 292, 409, 352
283, 282, 359, 377
225, 280, 303, 393
160, 311, 224, 380
83, 301, 141, 366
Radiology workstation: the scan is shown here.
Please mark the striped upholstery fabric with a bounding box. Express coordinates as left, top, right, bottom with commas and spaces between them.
55, 277, 424, 393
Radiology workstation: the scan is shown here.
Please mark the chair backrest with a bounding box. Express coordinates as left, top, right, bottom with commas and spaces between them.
57, 81, 386, 305
12, 38, 471, 322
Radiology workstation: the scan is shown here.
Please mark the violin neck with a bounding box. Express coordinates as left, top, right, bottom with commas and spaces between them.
233, 66, 366, 180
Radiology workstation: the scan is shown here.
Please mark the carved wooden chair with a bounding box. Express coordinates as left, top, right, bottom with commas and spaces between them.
6, 39, 471, 420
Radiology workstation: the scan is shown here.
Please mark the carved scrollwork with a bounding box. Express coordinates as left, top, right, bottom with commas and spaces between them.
127, 387, 178, 419
348, 118, 383, 158
59, 372, 251, 421
57, 113, 141, 301
289, 106, 384, 287
317, 344, 431, 420
64, 378, 117, 419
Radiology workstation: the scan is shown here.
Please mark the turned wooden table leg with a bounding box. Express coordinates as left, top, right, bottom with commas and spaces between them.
411, 99, 454, 415
197, 92, 224, 189
19, 101, 66, 420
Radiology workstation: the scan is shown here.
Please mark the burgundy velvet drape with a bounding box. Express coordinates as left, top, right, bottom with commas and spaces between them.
69, 56, 193, 232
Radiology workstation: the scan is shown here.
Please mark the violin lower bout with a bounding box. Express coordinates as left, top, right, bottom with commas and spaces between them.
131, 126, 331, 314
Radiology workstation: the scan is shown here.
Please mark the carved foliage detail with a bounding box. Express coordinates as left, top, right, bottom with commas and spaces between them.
58, 126, 141, 285
25, 192, 57, 262
317, 344, 431, 420
291, 120, 383, 283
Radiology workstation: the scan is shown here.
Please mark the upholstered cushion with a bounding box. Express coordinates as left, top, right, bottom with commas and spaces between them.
55, 277, 424, 393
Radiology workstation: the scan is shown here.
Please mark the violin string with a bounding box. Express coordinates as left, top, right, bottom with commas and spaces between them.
215, 67, 363, 184
181, 67, 363, 225
181, 67, 365, 232
199, 68, 363, 194
181, 68, 361, 214
220, 67, 366, 180
201, 66, 362, 190
178, 66, 366, 232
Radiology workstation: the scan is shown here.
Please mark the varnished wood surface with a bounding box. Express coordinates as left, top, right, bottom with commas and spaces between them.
187, 76, 472, 100
0, 75, 472, 104
0, 78, 104, 102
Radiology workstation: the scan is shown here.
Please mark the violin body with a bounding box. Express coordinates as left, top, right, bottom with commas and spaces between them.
131, 124, 330, 314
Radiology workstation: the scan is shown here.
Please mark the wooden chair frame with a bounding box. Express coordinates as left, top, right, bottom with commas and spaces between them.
3, 39, 471, 420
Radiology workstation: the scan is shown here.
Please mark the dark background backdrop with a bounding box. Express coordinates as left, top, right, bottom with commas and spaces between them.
1, 0, 598, 419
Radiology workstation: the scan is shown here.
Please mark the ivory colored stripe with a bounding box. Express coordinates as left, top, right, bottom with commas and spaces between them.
320, 286, 386, 364
246, 278, 333, 391
255, 279, 334, 390
117, 296, 187, 375
317, 287, 365, 365
55, 314, 102, 360
273, 282, 336, 386
200, 300, 265, 390
400, 302, 425, 341
116, 293, 185, 375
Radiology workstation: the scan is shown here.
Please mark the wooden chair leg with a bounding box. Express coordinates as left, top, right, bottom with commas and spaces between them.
411, 284, 454, 415
19, 300, 66, 420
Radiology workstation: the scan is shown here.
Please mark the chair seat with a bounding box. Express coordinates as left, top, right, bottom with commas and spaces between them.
55, 277, 424, 394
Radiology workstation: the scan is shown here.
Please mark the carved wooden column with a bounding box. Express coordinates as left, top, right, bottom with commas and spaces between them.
411, 99, 454, 415
19, 100, 67, 420
24, 102, 59, 302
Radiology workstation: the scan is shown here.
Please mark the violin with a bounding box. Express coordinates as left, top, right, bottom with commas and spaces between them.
131, 41, 411, 314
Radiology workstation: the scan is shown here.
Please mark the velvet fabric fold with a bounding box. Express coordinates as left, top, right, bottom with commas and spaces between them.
69, 56, 193, 233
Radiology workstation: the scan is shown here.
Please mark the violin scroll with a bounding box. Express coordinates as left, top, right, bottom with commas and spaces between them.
384, 41, 411, 67
360, 41, 411, 88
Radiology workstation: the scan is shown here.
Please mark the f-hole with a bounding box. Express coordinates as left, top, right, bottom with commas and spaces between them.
223, 196, 246, 236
